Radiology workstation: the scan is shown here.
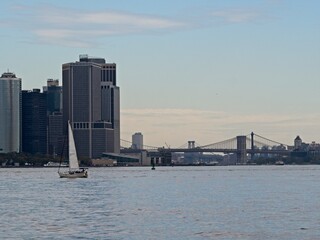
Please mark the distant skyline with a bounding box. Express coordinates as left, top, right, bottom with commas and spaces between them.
0, 0, 319, 147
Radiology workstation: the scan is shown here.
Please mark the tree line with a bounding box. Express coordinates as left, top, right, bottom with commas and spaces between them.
0, 152, 91, 167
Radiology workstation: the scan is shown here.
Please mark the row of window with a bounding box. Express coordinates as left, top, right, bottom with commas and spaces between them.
102, 70, 116, 82
73, 122, 113, 129
102, 66, 116, 69
74, 122, 89, 129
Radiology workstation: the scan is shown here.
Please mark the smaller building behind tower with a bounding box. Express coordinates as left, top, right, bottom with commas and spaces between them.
132, 132, 143, 149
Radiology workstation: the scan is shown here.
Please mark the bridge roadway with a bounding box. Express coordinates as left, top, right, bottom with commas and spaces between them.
121, 148, 291, 155
157, 148, 291, 155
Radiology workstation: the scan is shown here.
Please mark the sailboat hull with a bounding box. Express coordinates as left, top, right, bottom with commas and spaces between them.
59, 170, 88, 178
58, 121, 89, 178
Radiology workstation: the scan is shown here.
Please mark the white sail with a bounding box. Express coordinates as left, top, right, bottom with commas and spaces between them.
68, 122, 80, 170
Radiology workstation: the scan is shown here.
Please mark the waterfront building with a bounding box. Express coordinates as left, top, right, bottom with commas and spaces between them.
47, 112, 63, 157
22, 89, 47, 154
0, 72, 21, 153
132, 132, 143, 149
62, 55, 120, 158
43, 79, 63, 157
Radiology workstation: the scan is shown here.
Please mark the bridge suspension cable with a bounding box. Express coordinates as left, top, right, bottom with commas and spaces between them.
251, 133, 289, 148
120, 139, 158, 150
199, 137, 237, 150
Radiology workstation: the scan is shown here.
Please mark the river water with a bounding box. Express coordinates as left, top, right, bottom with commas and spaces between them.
1, 165, 320, 239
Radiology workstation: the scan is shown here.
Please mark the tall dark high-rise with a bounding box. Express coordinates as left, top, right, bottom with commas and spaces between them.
62, 55, 120, 158
22, 89, 47, 154
43, 79, 63, 157
43, 79, 62, 114
47, 112, 63, 157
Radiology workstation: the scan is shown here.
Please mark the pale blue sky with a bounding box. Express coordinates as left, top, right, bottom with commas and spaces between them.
0, 0, 319, 146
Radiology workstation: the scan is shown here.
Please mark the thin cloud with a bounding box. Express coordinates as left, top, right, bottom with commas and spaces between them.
211, 8, 263, 24
2, 3, 277, 47
5, 4, 186, 47
121, 108, 320, 147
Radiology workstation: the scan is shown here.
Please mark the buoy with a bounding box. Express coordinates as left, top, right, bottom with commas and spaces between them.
151, 160, 155, 170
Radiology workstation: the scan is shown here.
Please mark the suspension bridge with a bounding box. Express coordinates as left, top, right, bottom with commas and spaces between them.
121, 132, 293, 164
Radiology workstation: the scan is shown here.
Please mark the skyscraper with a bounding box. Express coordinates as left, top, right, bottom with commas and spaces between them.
43, 79, 63, 157
21, 89, 47, 154
62, 55, 120, 158
43, 79, 62, 114
0, 72, 21, 153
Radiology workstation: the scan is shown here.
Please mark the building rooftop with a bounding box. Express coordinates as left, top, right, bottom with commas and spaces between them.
1, 72, 17, 79
79, 54, 106, 64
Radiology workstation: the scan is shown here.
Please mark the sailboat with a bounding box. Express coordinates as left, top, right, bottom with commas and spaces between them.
58, 121, 88, 178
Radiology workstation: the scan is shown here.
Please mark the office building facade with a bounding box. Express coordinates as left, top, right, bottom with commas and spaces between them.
62, 55, 120, 158
0, 72, 21, 153
48, 112, 63, 157
22, 89, 47, 154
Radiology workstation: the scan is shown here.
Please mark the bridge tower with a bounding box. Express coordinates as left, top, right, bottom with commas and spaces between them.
188, 141, 195, 149
236, 136, 247, 164
251, 132, 254, 160
185, 141, 197, 164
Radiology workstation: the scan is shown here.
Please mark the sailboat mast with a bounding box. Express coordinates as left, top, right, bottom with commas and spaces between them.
58, 133, 67, 173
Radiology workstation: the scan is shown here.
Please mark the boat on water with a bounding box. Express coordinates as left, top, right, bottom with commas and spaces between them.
44, 161, 68, 167
58, 122, 88, 178
275, 160, 284, 165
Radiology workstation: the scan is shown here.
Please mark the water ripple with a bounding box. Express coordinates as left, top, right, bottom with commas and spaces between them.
1, 166, 320, 239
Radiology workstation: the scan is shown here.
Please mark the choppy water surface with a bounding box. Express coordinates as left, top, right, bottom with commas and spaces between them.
1, 166, 320, 239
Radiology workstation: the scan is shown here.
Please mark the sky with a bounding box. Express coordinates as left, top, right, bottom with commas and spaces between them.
0, 0, 319, 147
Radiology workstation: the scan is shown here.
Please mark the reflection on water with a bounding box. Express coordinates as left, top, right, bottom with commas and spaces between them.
1, 166, 320, 239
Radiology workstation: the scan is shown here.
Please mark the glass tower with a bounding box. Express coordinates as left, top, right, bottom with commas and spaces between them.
21, 89, 47, 155
0, 72, 21, 153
